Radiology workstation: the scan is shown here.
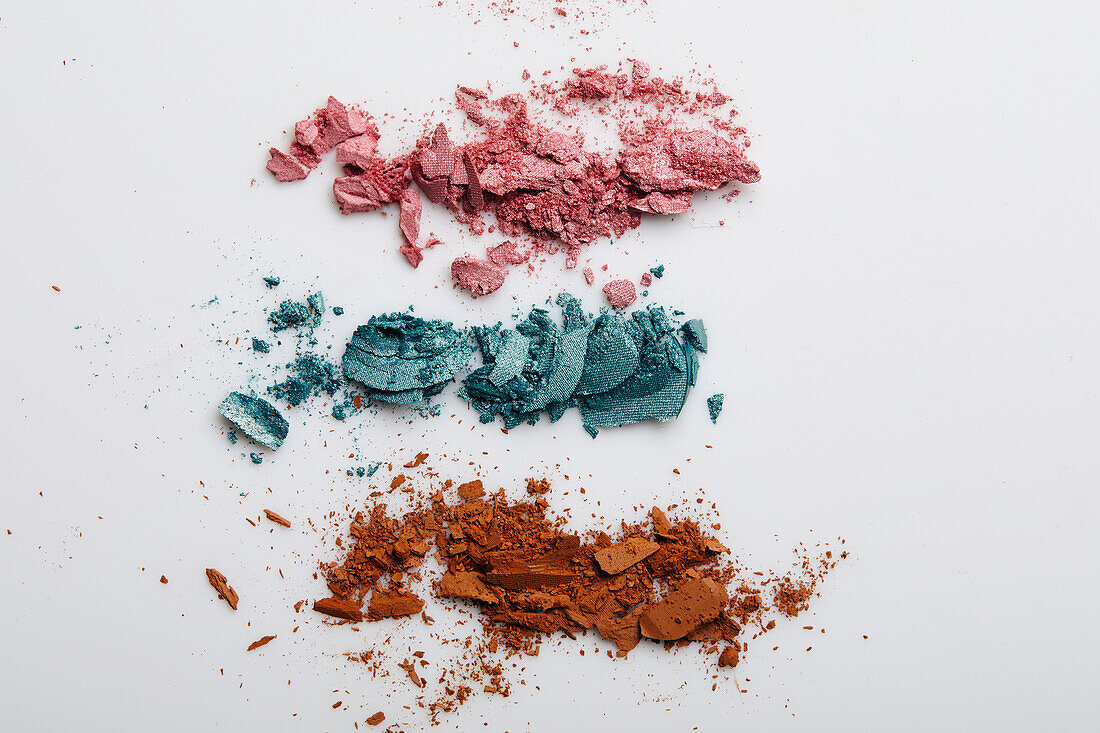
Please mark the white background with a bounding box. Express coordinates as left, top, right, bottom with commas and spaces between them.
2, 1, 1098, 731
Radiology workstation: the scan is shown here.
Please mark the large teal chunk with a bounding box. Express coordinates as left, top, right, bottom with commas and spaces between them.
342, 313, 474, 403
575, 312, 639, 396
219, 392, 289, 450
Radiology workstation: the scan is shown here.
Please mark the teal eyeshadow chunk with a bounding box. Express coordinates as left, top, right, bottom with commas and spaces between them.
680, 318, 707, 353
219, 391, 289, 451
250, 452, 263, 464
649, 265, 665, 279
707, 393, 724, 423
251, 337, 270, 353
263, 276, 280, 288
332, 306, 344, 316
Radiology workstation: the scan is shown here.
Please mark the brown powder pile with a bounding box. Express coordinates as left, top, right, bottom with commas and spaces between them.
311, 473, 842, 718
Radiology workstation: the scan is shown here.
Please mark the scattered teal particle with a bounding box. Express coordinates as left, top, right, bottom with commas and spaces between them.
649, 265, 665, 279
332, 403, 347, 420
263, 276, 281, 288
707, 393, 724, 423
252, 338, 270, 353
250, 452, 263, 464
333, 306, 344, 316
227, 430, 238, 444
355, 466, 366, 477
268, 353, 340, 407
268, 292, 324, 333
366, 461, 383, 477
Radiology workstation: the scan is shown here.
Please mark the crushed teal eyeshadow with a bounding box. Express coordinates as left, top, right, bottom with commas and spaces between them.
268, 353, 340, 407
342, 312, 474, 405
268, 292, 324, 333
219, 392, 289, 450
707, 393, 724, 423
263, 276, 280, 288
250, 452, 263, 464
650, 265, 665, 279
252, 337, 270, 353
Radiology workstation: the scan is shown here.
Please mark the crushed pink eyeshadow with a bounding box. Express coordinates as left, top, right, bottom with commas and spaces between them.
451, 257, 507, 297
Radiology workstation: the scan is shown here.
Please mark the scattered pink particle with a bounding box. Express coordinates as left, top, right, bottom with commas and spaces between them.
583, 267, 595, 285
603, 279, 637, 310
640, 272, 653, 287
451, 257, 507, 297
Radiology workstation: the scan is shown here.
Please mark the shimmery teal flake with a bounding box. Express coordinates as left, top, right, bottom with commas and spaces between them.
707, 393, 724, 423
219, 392, 289, 450
252, 338, 270, 353
649, 265, 665, 279
263, 276, 280, 288
250, 452, 263, 464
681, 319, 707, 353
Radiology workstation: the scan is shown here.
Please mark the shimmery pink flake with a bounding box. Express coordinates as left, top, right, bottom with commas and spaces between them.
400, 242, 424, 268
583, 267, 595, 285
487, 241, 528, 267
640, 272, 653, 287
451, 257, 507, 297
603, 279, 637, 310
266, 148, 309, 182
335, 135, 381, 170
399, 186, 422, 246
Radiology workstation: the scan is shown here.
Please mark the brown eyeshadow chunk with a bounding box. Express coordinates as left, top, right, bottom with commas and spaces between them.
205, 568, 238, 610
366, 711, 386, 726
368, 588, 425, 619
638, 578, 728, 640
263, 509, 292, 528
456, 479, 485, 501
313, 597, 364, 622
247, 635, 276, 651
594, 536, 660, 575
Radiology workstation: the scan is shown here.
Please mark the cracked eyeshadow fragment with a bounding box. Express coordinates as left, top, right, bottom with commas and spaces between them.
218, 392, 289, 450
341, 313, 475, 406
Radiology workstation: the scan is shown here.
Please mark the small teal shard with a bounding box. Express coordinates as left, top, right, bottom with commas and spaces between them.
342, 312, 474, 404
681, 319, 707, 353
332, 306, 344, 316
366, 461, 383, 476
263, 276, 280, 288
707, 393, 724, 423
250, 452, 263, 464
487, 329, 530, 387
252, 338, 270, 353
220, 392, 289, 450
649, 265, 665, 279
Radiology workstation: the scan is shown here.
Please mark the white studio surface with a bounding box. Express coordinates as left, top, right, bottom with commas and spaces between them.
1, 1, 1098, 731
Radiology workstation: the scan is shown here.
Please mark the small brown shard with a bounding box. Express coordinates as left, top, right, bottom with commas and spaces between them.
205, 568, 238, 610
313, 597, 363, 622
398, 659, 426, 688
704, 537, 729, 553
404, 452, 429, 468
457, 479, 485, 501
159, 575, 168, 584
594, 537, 660, 575
366, 712, 386, 726
718, 644, 740, 668
651, 506, 674, 538
247, 635, 276, 651
525, 478, 550, 495
368, 589, 424, 619
264, 509, 292, 528
438, 571, 498, 603
638, 578, 728, 640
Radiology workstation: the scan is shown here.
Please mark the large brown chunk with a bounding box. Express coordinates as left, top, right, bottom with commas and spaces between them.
205, 568, 238, 610
638, 578, 728, 640
368, 589, 424, 619
313, 597, 364, 622
595, 606, 646, 652
594, 537, 660, 575
438, 571, 498, 603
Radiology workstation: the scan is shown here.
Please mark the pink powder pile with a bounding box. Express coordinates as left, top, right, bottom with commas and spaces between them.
265, 62, 759, 299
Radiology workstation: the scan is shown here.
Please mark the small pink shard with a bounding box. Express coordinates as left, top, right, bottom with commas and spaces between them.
641, 272, 653, 287
583, 267, 595, 285
424, 236, 443, 249
603, 279, 637, 310
487, 241, 528, 267
324, 96, 371, 139
398, 187, 422, 245
266, 148, 309, 182
333, 174, 389, 214
464, 153, 485, 208
400, 242, 424, 268
632, 60, 651, 80
452, 257, 506, 297
629, 191, 693, 215
420, 124, 456, 180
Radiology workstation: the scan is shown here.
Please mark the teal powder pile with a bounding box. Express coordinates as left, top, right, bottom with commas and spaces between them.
268, 292, 325, 334
219, 392, 290, 450
268, 353, 341, 407
341, 313, 475, 406
707, 393, 724, 423
252, 337, 271, 353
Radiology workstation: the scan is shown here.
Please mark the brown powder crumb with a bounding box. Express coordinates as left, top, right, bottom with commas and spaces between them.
247, 635, 276, 651
456, 480, 485, 501
368, 589, 425, 619
366, 712, 385, 726
264, 509, 292, 528
159, 575, 168, 584
398, 659, 426, 688
717, 644, 740, 668
404, 452, 429, 468
205, 568, 238, 610
390, 474, 406, 489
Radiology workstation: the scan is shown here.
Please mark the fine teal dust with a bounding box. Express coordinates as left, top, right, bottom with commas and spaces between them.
707, 393, 724, 423
268, 291, 324, 334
